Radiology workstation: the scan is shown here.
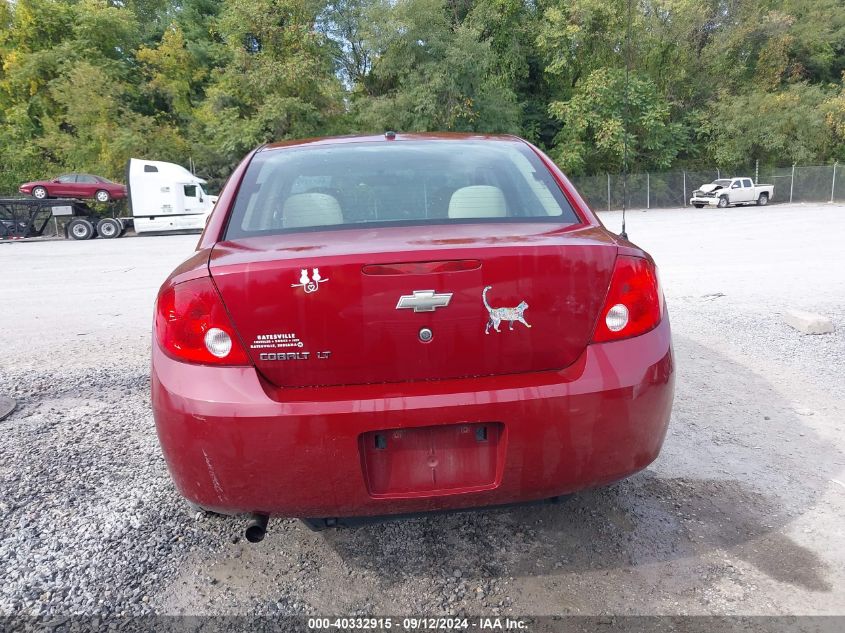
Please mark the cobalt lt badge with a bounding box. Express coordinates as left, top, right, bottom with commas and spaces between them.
292, 268, 328, 294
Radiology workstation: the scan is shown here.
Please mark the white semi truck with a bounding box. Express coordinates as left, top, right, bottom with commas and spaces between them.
59, 158, 217, 240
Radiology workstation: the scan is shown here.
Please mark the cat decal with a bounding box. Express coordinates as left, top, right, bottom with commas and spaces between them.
291, 268, 328, 294
482, 285, 531, 334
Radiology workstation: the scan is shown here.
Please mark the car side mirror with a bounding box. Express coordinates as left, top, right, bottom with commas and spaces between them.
731, 183, 740, 189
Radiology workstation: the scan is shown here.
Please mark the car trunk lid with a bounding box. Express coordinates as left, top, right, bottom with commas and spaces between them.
209, 223, 617, 388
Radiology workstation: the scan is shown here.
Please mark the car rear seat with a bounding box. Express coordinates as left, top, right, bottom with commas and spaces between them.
447, 186, 507, 219
282, 193, 344, 228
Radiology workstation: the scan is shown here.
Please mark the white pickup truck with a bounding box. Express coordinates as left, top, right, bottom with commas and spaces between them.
690, 177, 774, 208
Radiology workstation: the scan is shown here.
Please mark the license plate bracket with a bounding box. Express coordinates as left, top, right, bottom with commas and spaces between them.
360, 422, 503, 497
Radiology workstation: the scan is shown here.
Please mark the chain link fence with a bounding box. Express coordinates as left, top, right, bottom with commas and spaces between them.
2, 164, 844, 216
570, 163, 845, 211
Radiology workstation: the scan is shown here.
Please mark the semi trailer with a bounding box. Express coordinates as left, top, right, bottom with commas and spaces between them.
0, 159, 217, 240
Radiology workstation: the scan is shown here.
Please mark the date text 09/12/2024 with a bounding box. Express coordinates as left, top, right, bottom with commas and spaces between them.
307, 617, 529, 630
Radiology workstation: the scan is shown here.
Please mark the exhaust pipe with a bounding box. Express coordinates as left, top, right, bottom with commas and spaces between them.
244, 513, 269, 543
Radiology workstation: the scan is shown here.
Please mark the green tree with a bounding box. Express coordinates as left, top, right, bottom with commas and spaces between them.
38, 62, 188, 178
193, 0, 344, 169
774, 0, 845, 84
351, 0, 521, 133
0, 0, 191, 188
137, 26, 201, 121
823, 76, 845, 159
319, 0, 377, 87
549, 67, 685, 174
1, 0, 845, 195
466, 0, 552, 143
700, 83, 840, 166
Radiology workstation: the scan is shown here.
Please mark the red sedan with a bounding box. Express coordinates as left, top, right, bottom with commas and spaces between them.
19, 173, 127, 202
152, 133, 674, 541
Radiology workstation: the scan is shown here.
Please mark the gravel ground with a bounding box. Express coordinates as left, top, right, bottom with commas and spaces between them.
1, 203, 844, 618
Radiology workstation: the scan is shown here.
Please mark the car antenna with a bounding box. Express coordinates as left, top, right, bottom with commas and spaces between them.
619, 0, 632, 241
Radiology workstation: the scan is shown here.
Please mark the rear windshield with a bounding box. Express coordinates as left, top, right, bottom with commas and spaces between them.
225, 140, 579, 238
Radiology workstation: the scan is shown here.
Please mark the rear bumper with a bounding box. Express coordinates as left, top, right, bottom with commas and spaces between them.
152, 314, 674, 518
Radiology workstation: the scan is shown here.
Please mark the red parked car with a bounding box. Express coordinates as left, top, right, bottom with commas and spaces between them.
19, 173, 127, 202
152, 133, 674, 541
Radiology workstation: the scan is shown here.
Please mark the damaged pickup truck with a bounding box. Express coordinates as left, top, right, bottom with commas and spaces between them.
690, 178, 773, 208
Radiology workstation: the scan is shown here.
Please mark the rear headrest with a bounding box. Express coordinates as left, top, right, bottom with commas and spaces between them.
448, 186, 507, 219
282, 193, 343, 229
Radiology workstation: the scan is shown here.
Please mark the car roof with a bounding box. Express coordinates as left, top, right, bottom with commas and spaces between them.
260, 132, 525, 152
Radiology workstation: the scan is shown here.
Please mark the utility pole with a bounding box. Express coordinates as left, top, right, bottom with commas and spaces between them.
790, 164, 796, 203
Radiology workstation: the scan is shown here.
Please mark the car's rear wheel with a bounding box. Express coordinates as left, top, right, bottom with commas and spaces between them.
757, 192, 769, 206
96, 217, 121, 239
32, 186, 48, 200
68, 218, 95, 240
95, 189, 111, 203
717, 196, 729, 208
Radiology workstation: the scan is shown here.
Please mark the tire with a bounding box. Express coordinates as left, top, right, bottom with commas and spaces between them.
717, 196, 729, 208
757, 192, 769, 206
68, 218, 95, 240
32, 186, 48, 200
693, 203, 704, 208
95, 189, 110, 203
96, 217, 122, 239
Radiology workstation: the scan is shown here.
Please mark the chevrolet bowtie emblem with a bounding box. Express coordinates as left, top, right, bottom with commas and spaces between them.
396, 290, 453, 312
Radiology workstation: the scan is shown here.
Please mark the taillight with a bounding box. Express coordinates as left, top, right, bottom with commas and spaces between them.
154, 277, 250, 365
592, 255, 664, 343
